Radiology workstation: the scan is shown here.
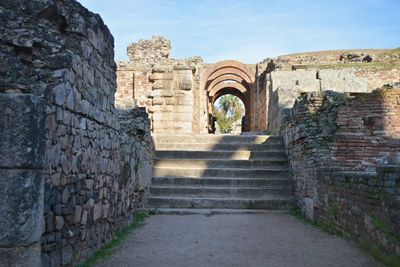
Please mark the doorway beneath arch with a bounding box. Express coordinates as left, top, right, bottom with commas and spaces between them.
201, 60, 255, 133
212, 93, 245, 134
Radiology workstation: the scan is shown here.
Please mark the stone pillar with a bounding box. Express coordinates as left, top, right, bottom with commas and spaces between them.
150, 65, 195, 134
0, 94, 45, 267
172, 66, 194, 133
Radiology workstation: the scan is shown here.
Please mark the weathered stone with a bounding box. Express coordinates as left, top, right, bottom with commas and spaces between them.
102, 203, 110, 218
0, 94, 45, 169
152, 80, 164, 89
152, 65, 172, 73
303, 198, 314, 220
55, 216, 64, 231
74, 206, 82, 224
61, 245, 73, 265
85, 179, 94, 190
0, 169, 44, 246
152, 97, 165, 105
62, 187, 69, 204
93, 202, 102, 221
81, 210, 88, 225
0, 243, 41, 267
283, 87, 400, 259
65, 88, 75, 110
53, 83, 67, 106
127, 36, 171, 65
150, 73, 173, 81
179, 80, 192, 90
319, 69, 368, 93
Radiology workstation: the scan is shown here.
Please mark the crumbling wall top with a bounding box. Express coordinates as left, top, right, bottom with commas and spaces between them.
127, 35, 171, 65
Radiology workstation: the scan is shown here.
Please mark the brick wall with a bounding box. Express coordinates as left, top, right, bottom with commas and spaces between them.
283, 87, 400, 260
115, 63, 153, 109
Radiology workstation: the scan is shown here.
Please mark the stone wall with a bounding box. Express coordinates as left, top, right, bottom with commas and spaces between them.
283, 87, 400, 260
116, 37, 203, 134
0, 94, 45, 267
126, 36, 171, 66
0, 1, 153, 266
356, 69, 400, 91
115, 62, 153, 108
267, 68, 369, 133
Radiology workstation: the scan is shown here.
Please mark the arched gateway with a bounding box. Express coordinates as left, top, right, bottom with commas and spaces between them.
201, 60, 256, 133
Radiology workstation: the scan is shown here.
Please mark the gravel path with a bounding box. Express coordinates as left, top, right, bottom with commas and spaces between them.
96, 211, 382, 267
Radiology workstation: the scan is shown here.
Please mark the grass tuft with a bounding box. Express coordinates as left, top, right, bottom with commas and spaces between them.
79, 211, 149, 267
291, 208, 400, 267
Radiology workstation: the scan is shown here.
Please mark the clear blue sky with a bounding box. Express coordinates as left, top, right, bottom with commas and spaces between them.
78, 0, 399, 63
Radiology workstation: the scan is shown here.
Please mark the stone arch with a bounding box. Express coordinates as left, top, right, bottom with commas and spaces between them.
202, 60, 255, 86
202, 60, 255, 133
209, 82, 247, 98
208, 75, 249, 92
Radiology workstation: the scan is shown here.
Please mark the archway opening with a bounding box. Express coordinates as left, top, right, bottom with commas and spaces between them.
211, 92, 246, 134
202, 60, 255, 134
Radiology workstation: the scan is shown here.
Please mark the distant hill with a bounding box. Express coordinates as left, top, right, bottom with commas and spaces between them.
262, 48, 400, 71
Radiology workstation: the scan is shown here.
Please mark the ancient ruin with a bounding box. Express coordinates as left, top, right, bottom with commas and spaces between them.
0, 0, 399, 266
116, 36, 400, 137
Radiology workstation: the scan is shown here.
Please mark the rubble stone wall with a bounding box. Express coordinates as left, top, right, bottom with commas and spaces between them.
283, 87, 400, 260
0, 1, 153, 266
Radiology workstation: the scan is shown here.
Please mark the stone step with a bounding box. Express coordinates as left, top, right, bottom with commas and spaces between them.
152, 177, 291, 187
150, 208, 289, 215
149, 134, 292, 210
149, 185, 292, 198
155, 150, 286, 160
154, 142, 283, 151
154, 167, 290, 178
148, 196, 293, 209
153, 134, 281, 145
154, 159, 288, 169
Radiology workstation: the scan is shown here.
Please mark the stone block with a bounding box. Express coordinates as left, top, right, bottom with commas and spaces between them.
0, 94, 45, 169
318, 69, 368, 93
52, 83, 67, 106
152, 80, 164, 89
74, 206, 82, 224
0, 169, 44, 246
55, 216, 64, 230
93, 202, 102, 221
173, 65, 196, 72
179, 80, 192, 90
152, 97, 165, 105
152, 65, 172, 73
147, 90, 174, 98
0, 243, 41, 267
166, 98, 177, 105
61, 245, 73, 265
270, 70, 320, 92
153, 121, 192, 133
81, 210, 88, 225
303, 197, 314, 221
149, 73, 173, 81
152, 112, 193, 122
173, 105, 194, 113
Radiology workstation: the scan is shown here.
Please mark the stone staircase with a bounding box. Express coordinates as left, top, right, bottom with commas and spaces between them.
148, 134, 293, 210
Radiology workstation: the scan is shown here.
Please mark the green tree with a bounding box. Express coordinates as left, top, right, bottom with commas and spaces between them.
213, 95, 244, 133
